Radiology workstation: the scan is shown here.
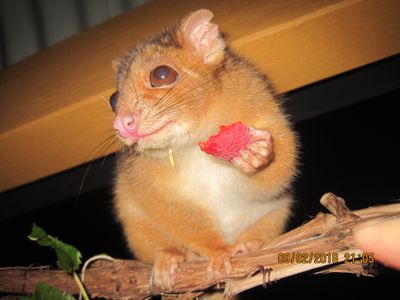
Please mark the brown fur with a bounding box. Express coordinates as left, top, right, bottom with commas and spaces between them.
112, 9, 298, 290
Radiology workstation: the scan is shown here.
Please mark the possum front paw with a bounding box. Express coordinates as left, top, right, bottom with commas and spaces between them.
152, 249, 185, 291
206, 241, 263, 280
232, 127, 274, 174
206, 247, 233, 280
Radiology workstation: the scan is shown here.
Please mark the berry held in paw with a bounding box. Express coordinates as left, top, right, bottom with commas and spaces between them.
199, 122, 251, 161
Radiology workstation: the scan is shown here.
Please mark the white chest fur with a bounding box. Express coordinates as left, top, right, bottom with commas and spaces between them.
178, 147, 279, 244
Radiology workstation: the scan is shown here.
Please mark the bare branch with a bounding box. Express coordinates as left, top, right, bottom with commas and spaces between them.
1, 193, 399, 299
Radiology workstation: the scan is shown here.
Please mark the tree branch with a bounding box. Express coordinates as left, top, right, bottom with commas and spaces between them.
1, 193, 399, 299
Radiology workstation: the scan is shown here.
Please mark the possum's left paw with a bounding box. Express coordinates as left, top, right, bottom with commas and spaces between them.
232, 127, 274, 174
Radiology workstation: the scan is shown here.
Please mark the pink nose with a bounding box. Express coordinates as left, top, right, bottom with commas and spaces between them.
113, 115, 136, 138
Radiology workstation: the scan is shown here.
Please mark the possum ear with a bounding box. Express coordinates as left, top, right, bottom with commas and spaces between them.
182, 9, 225, 64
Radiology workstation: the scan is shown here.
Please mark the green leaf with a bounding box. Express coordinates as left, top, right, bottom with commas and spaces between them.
17, 283, 76, 300
28, 223, 82, 273
28, 223, 51, 245
35, 282, 75, 300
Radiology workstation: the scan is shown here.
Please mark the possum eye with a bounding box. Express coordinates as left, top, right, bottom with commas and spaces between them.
150, 65, 178, 87
109, 91, 118, 112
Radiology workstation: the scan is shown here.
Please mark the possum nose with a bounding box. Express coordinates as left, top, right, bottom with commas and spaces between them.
113, 115, 136, 138
121, 115, 135, 129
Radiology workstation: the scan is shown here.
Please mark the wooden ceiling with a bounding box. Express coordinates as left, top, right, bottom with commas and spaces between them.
0, 0, 399, 192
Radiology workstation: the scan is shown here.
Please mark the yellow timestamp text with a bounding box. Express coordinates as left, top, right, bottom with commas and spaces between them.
344, 252, 375, 264
278, 252, 375, 264
278, 252, 339, 264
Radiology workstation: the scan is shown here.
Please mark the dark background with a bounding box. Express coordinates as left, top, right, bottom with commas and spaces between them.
0, 55, 399, 298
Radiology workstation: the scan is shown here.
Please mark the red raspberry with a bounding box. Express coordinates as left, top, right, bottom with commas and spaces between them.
199, 122, 251, 161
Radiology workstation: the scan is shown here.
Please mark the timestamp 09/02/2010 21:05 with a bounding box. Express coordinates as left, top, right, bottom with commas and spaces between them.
277, 252, 375, 264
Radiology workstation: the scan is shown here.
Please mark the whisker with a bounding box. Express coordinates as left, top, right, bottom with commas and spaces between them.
100, 138, 120, 167
145, 38, 246, 119
75, 137, 115, 203
149, 59, 276, 120
149, 43, 231, 113
126, 77, 141, 110
78, 161, 94, 196
150, 53, 210, 111
82, 134, 114, 162
154, 81, 273, 122
151, 51, 275, 117
77, 134, 119, 199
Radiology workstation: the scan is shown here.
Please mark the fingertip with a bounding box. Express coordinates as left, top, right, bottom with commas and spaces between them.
354, 219, 400, 270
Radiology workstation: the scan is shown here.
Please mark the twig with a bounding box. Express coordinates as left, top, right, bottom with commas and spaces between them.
320, 192, 360, 223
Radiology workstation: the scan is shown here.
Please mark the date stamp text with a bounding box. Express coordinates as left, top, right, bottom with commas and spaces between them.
278, 252, 375, 264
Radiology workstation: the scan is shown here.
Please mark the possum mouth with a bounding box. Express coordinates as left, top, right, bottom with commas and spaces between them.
119, 120, 176, 145
136, 121, 175, 139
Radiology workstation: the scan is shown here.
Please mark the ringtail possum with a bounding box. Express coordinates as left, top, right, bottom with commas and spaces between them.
110, 9, 298, 290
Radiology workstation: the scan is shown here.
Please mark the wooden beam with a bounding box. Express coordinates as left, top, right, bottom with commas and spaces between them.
1, 0, 399, 192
